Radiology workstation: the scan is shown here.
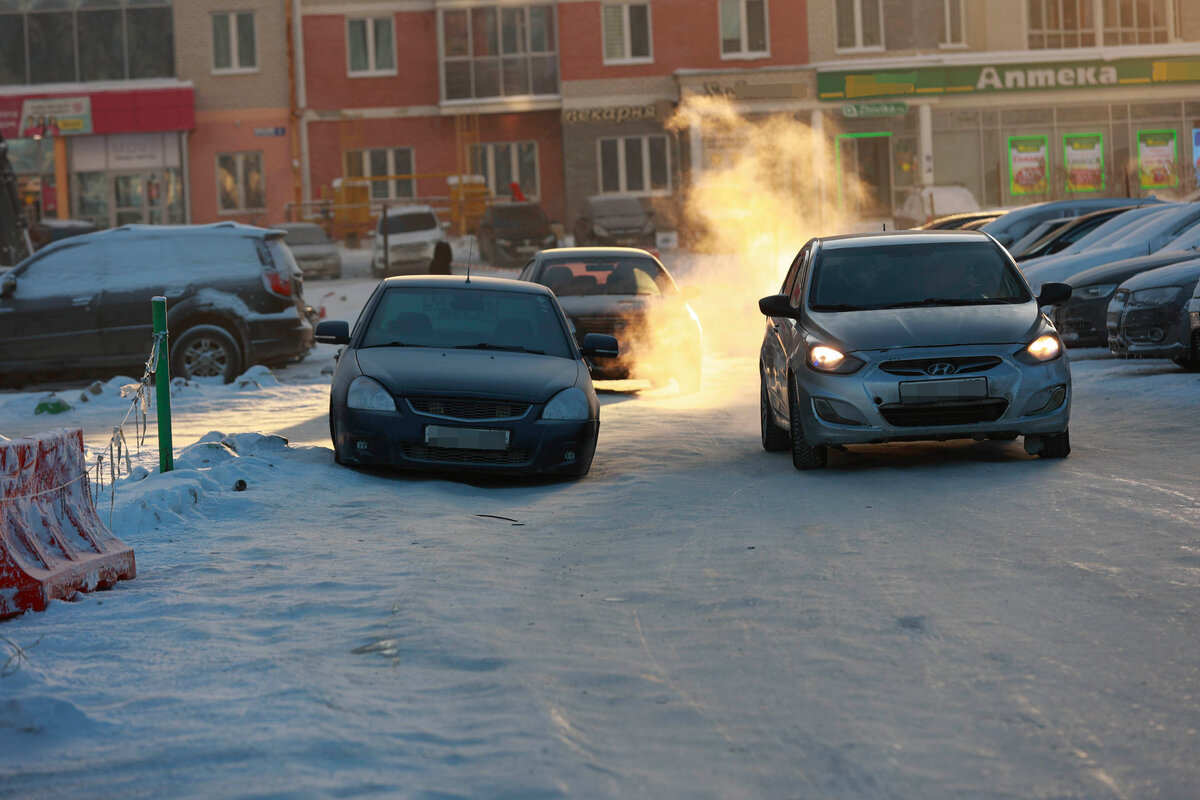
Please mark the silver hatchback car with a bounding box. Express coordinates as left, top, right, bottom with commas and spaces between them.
758, 231, 1073, 470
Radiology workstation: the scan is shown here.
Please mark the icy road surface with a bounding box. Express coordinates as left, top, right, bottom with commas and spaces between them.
2, 269, 1200, 798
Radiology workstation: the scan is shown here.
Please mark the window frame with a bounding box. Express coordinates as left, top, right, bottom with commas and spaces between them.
216, 151, 266, 214
346, 147, 416, 201
834, 0, 884, 53
595, 134, 672, 197
939, 0, 967, 48
346, 16, 397, 78
211, 11, 258, 74
438, 5, 559, 103
1026, 0, 1097, 49
1101, 0, 1171, 45
719, 0, 770, 60
472, 141, 541, 200
602, 2, 653, 65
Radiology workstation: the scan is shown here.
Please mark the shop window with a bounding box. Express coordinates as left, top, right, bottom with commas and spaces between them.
345, 148, 415, 201
217, 152, 265, 213
471, 142, 539, 199
127, 7, 174, 79
440, 6, 557, 101
347, 17, 396, 76
213, 12, 257, 72
603, 3, 652, 63
79, 10, 125, 82
720, 0, 768, 57
835, 0, 882, 50
0, 15, 25, 85
939, 0, 966, 46
598, 135, 670, 195
28, 12, 75, 84
1027, 0, 1096, 49
1102, 0, 1169, 44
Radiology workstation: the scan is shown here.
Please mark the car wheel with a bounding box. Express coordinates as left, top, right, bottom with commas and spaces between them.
760, 372, 789, 452
1038, 428, 1071, 459
788, 374, 828, 470
171, 324, 241, 383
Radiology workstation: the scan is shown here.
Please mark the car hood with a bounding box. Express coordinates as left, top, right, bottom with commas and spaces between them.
1063, 248, 1200, 289
594, 212, 649, 230
1022, 242, 1156, 288
376, 230, 441, 249
809, 303, 1041, 352
556, 294, 666, 316
354, 347, 581, 403
1117, 256, 1200, 292
288, 243, 338, 259
494, 223, 553, 238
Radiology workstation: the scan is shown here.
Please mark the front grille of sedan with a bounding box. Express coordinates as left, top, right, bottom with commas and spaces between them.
400, 443, 532, 465
879, 399, 1008, 427
879, 356, 1002, 376
573, 313, 647, 339
407, 398, 531, 421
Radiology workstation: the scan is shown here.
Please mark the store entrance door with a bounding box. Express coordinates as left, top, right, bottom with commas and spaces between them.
836, 132, 893, 220
111, 171, 168, 226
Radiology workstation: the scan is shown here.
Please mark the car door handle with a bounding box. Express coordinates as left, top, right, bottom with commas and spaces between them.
72, 295, 94, 306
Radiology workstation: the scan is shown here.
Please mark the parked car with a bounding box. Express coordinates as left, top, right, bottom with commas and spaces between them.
475, 201, 557, 267
894, 185, 981, 230
1012, 205, 1141, 262
315, 275, 617, 477
518, 247, 703, 392
1020, 203, 1182, 272
572, 195, 656, 249
0, 223, 313, 386
915, 210, 1005, 230
277, 222, 342, 280
758, 230, 1072, 470
979, 197, 1160, 248
371, 205, 448, 278
1107, 258, 1200, 368
29, 218, 98, 250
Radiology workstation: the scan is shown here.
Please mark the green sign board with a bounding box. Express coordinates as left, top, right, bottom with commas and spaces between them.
841, 101, 908, 118
818, 56, 1200, 101
1009, 135, 1048, 197
1063, 133, 1105, 193
1138, 129, 1179, 190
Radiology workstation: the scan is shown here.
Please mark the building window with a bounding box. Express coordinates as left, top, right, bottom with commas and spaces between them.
598, 135, 670, 195
719, 0, 768, 57
217, 152, 265, 213
834, 0, 883, 51
440, 6, 558, 101
940, 0, 966, 46
603, 3, 652, 63
212, 12, 257, 72
0, 3, 174, 86
347, 17, 396, 76
1027, 0, 1096, 48
345, 148, 414, 200
1102, 0, 1169, 44
471, 142, 539, 199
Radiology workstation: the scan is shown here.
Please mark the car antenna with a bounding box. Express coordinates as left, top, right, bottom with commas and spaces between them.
464, 236, 473, 283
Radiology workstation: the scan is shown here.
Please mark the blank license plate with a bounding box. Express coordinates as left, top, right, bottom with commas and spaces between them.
425, 425, 509, 450
899, 377, 987, 404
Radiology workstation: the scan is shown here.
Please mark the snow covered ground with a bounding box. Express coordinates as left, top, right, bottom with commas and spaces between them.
3, 251, 1200, 798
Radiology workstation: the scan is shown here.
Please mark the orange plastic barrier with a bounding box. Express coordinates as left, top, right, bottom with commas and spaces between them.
1, 428, 136, 619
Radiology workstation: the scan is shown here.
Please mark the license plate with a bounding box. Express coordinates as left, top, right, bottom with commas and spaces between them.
424, 425, 509, 450
899, 377, 987, 404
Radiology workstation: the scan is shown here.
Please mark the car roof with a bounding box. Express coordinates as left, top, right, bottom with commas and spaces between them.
538, 246, 660, 260
379, 274, 553, 295
816, 230, 995, 250
19, 221, 281, 262
382, 204, 438, 217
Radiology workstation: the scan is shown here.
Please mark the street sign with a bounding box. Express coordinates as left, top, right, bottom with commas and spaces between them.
254, 126, 286, 137
841, 102, 908, 118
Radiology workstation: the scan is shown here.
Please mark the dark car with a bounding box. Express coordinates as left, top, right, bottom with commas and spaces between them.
315, 275, 617, 477
0, 223, 313, 386
476, 202, 557, 267
518, 247, 703, 392
277, 222, 342, 280
1107, 257, 1200, 369
573, 195, 656, 249
1012, 205, 1140, 262
979, 197, 1161, 248
30, 218, 98, 250
758, 231, 1073, 470
915, 211, 1006, 230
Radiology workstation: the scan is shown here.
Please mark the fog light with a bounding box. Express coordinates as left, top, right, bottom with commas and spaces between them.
812, 398, 864, 426
356, 440, 368, 450
564, 450, 576, 462
1023, 384, 1067, 416
1149, 328, 1166, 342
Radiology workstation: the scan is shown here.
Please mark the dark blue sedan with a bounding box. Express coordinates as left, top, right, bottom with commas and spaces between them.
316, 276, 618, 478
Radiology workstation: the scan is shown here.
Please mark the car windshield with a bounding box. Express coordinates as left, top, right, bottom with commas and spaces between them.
359, 286, 573, 358
809, 241, 1031, 311
493, 205, 548, 228
537, 256, 671, 297
381, 212, 438, 235
282, 226, 330, 245
589, 197, 644, 217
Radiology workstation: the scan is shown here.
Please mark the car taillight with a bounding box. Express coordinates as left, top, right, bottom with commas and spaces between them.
263, 268, 292, 297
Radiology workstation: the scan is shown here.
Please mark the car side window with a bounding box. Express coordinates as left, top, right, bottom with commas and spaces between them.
11, 245, 101, 298
518, 259, 536, 281
782, 244, 811, 308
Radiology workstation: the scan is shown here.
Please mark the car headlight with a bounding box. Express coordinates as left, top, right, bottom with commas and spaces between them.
1130, 286, 1184, 306
592, 224, 610, 237
1022, 334, 1062, 363
1072, 283, 1117, 301
542, 387, 589, 420
347, 376, 396, 411
807, 344, 864, 374
497, 238, 512, 246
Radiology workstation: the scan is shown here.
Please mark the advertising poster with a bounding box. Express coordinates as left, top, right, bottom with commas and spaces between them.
1192, 128, 1200, 187
1063, 133, 1104, 192
1137, 129, 1178, 190
1008, 135, 1048, 196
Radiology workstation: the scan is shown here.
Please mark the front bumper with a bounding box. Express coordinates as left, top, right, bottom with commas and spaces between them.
792, 344, 1071, 446
297, 256, 341, 279
1107, 300, 1191, 359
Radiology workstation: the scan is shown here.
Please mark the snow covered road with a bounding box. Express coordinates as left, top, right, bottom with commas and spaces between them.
3, 277, 1200, 797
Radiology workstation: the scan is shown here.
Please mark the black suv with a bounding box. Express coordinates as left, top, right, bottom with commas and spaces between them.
0, 222, 314, 386
475, 202, 557, 267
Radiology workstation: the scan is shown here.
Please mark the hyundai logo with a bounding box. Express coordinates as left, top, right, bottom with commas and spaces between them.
926, 362, 956, 376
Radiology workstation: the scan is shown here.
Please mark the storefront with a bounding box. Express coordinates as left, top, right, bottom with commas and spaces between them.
0, 84, 194, 230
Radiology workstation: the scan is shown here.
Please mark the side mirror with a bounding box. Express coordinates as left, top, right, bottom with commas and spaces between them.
315, 319, 351, 345
1036, 282, 1071, 307
581, 332, 618, 359
758, 293, 794, 318
0, 274, 14, 300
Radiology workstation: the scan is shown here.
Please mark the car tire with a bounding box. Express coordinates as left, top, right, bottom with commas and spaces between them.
1038, 428, 1071, 459
171, 324, 242, 383
760, 373, 789, 452
788, 374, 828, 470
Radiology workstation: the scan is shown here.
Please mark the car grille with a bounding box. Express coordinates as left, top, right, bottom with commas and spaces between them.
407, 397, 531, 420
879, 399, 1008, 427
878, 356, 1001, 376
399, 443, 532, 465
574, 314, 645, 337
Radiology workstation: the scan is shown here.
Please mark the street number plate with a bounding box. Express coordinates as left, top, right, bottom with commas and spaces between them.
425, 425, 509, 450
898, 377, 987, 404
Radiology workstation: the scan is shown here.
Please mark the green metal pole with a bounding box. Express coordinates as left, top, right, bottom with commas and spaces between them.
151, 296, 173, 473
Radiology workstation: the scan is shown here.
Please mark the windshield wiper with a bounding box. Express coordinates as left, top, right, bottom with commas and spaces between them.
454, 343, 546, 354
359, 341, 430, 349
810, 303, 871, 311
